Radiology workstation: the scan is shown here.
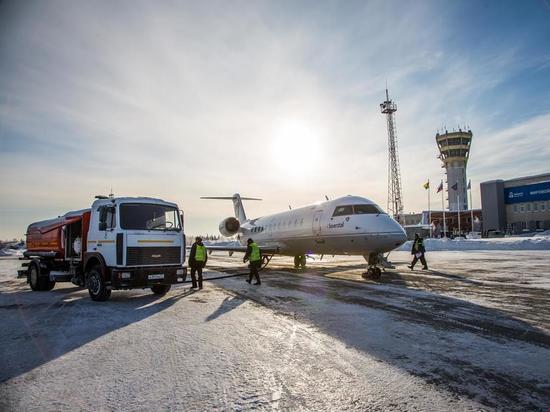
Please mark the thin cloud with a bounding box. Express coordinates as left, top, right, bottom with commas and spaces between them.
0, 1, 549, 238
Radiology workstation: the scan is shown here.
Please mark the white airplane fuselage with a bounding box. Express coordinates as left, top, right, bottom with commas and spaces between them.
237, 195, 407, 256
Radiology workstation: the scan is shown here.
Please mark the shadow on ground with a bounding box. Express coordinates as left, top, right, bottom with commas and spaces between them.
0, 285, 193, 383
215, 266, 550, 410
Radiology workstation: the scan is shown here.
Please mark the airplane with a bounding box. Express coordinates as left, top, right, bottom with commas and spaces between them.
200, 193, 407, 278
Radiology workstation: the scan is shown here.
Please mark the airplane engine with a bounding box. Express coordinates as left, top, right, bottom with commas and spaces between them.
219, 217, 240, 237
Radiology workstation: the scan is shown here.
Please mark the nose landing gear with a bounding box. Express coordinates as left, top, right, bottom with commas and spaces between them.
362, 253, 392, 280
364, 266, 382, 280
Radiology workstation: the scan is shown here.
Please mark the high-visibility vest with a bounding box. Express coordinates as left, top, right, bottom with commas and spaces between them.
249, 242, 261, 262
195, 244, 206, 262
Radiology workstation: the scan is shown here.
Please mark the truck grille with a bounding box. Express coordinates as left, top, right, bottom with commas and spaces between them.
126, 247, 181, 266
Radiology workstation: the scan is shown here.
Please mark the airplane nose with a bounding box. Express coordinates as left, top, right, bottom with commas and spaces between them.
392, 220, 408, 246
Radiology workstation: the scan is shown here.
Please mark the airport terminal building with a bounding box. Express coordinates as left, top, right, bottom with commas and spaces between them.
480, 173, 550, 234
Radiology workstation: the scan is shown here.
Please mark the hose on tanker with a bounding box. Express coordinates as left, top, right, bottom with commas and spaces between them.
179, 271, 249, 284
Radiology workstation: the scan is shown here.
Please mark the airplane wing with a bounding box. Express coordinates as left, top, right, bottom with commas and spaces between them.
207, 244, 280, 254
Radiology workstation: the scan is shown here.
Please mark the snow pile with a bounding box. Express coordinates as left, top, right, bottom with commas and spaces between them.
397, 235, 550, 251
0, 247, 24, 257
204, 240, 241, 247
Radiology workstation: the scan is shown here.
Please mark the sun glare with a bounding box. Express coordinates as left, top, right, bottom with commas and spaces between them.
270, 119, 322, 176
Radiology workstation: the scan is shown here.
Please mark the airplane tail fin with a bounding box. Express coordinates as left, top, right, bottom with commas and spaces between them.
200, 193, 261, 222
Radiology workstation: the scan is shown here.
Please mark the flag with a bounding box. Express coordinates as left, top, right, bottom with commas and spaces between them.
423, 181, 430, 190
436, 181, 444, 193
451, 183, 458, 191
467, 179, 471, 190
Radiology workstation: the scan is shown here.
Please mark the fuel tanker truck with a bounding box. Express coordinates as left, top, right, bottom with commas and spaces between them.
21, 196, 187, 301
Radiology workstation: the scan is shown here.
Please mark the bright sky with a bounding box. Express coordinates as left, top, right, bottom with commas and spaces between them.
1, 0, 549, 240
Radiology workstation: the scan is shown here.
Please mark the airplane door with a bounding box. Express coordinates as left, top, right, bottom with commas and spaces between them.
312, 210, 323, 236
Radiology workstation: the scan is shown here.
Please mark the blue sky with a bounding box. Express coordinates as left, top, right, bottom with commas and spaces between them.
1, 0, 549, 239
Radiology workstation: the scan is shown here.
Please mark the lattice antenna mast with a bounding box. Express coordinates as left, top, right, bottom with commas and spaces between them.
380, 88, 404, 222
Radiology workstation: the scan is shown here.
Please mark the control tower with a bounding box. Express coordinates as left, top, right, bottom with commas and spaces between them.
436, 129, 473, 211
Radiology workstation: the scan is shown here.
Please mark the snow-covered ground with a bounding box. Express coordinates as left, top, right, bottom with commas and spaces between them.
1, 251, 549, 410
397, 234, 550, 251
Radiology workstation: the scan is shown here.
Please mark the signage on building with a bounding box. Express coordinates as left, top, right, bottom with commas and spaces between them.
504, 181, 550, 204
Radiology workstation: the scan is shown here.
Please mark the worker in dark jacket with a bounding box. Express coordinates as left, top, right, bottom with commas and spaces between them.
408, 233, 428, 270
243, 238, 262, 285
189, 236, 207, 289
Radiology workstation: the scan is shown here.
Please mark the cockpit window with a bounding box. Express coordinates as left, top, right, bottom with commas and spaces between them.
333, 204, 385, 217
332, 205, 354, 217
353, 204, 385, 214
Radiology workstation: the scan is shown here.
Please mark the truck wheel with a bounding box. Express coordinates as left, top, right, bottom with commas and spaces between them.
29, 261, 47, 291
46, 281, 56, 291
87, 266, 111, 302
151, 284, 171, 295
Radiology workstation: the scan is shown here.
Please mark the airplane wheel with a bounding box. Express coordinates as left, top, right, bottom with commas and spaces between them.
300, 255, 307, 268
364, 267, 381, 280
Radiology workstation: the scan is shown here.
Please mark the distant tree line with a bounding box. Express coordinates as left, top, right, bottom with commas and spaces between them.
185, 234, 227, 245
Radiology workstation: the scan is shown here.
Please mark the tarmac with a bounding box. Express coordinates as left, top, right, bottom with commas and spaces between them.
1, 250, 549, 410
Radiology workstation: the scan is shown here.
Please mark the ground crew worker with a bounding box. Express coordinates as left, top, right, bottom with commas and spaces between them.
243, 238, 261, 285
408, 233, 428, 270
189, 236, 207, 289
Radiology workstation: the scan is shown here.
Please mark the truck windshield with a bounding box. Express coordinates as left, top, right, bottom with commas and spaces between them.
120, 203, 181, 231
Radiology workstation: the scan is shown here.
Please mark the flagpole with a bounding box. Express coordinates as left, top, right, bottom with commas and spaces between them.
442, 180, 446, 238
428, 179, 432, 238
469, 181, 474, 233
457, 192, 461, 235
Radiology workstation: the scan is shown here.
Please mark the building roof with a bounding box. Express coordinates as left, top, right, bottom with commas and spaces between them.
481, 172, 550, 186
503, 172, 550, 185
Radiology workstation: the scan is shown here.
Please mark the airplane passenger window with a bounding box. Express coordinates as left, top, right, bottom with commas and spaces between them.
353, 204, 384, 214
332, 205, 353, 217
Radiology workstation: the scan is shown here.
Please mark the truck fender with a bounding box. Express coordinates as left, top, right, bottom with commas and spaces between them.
83, 253, 108, 281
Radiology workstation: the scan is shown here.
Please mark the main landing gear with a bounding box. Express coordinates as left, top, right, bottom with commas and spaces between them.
294, 255, 307, 269
362, 253, 394, 280
260, 255, 274, 270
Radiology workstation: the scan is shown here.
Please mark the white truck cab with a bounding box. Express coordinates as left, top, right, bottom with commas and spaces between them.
84, 197, 186, 300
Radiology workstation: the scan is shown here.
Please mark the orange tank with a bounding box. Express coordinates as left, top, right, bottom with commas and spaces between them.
26, 210, 91, 257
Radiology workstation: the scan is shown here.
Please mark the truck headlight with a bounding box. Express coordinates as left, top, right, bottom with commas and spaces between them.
176, 268, 185, 275
120, 272, 131, 279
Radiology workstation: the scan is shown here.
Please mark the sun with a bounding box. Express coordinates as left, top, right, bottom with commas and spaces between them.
270, 118, 322, 176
